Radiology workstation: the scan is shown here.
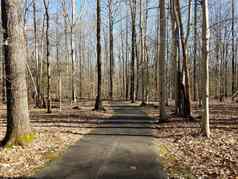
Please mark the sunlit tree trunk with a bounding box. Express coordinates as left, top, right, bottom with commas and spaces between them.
201, 0, 210, 137
1, 0, 32, 146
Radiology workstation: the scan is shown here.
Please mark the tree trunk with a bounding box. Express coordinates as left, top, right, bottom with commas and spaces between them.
33, 0, 40, 107
140, 0, 145, 105
170, 0, 178, 113
1, 0, 32, 146
56, 3, 62, 111
201, 0, 210, 137
71, 0, 76, 103
43, 0, 51, 113
108, 0, 114, 101
193, 0, 198, 101
232, 0, 235, 95
144, 0, 149, 105
129, 0, 136, 103
94, 0, 103, 110
1, 53, 6, 103
120, 18, 126, 99
159, 0, 168, 122
125, 14, 129, 100
174, 0, 192, 118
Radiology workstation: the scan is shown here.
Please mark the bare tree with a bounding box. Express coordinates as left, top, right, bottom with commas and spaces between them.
125, 8, 129, 100
201, 0, 210, 137
129, 0, 136, 103
56, 0, 62, 111
173, 0, 192, 118
43, 0, 51, 113
170, 0, 179, 114
70, 0, 77, 103
231, 0, 235, 95
94, 0, 103, 110
159, 0, 168, 122
193, 0, 198, 101
1, 0, 32, 146
108, 0, 114, 100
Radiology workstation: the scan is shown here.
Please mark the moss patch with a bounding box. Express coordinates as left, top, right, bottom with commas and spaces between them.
4, 143, 14, 149
16, 133, 37, 145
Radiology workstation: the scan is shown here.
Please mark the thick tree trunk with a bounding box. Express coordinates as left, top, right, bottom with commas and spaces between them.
201, 0, 210, 137
1, 0, 32, 146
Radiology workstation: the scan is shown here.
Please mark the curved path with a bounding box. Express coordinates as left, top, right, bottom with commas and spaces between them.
37, 102, 167, 179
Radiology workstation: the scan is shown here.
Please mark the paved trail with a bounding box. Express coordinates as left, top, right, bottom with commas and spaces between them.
37, 103, 167, 179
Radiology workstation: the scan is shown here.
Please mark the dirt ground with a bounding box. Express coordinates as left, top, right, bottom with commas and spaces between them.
0, 100, 237, 178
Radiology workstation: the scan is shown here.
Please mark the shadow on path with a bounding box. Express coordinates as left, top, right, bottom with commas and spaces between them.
2, 102, 168, 179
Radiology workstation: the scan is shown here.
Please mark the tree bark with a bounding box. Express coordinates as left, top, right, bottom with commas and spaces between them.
159, 0, 168, 122
56, 2, 62, 111
1, 53, 6, 103
129, 0, 136, 103
32, 0, 41, 107
1, 0, 32, 146
125, 11, 129, 100
43, 0, 51, 113
201, 0, 210, 137
94, 0, 103, 110
140, 0, 145, 105
108, 0, 114, 100
193, 0, 198, 101
232, 0, 235, 95
170, 0, 179, 114
71, 0, 76, 103
174, 0, 192, 118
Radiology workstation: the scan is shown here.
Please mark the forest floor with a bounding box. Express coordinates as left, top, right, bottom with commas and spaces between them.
0, 100, 237, 178
145, 100, 238, 179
